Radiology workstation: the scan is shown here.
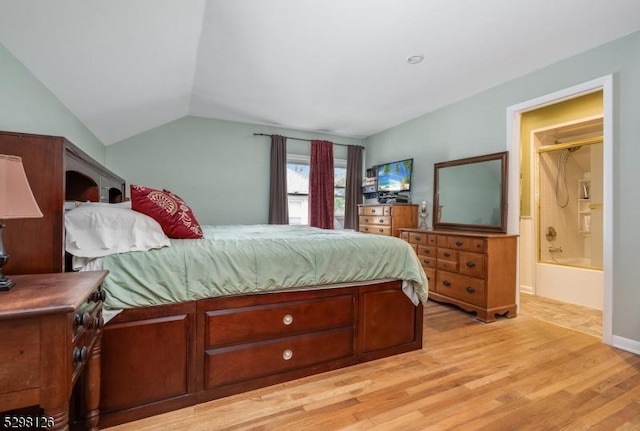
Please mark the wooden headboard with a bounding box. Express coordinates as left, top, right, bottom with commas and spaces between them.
0, 131, 125, 274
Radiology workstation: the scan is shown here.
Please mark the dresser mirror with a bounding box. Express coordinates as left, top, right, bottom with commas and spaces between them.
433, 151, 508, 233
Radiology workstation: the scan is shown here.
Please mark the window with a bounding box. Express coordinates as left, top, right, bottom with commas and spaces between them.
286, 155, 346, 228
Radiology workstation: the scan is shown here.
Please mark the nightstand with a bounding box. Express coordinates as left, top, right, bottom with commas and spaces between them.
0, 271, 108, 431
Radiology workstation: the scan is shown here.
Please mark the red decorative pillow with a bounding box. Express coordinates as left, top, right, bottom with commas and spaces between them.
130, 185, 203, 239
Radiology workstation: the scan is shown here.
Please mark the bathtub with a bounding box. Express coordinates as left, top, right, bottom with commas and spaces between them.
535, 260, 603, 310
551, 257, 593, 267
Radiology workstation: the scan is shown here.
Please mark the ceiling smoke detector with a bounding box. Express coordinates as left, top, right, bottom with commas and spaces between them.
407, 55, 424, 64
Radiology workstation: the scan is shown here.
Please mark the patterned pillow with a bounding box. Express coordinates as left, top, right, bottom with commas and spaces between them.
130, 185, 203, 239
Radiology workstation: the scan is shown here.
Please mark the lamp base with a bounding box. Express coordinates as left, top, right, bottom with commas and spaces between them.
0, 274, 14, 291
0, 224, 13, 291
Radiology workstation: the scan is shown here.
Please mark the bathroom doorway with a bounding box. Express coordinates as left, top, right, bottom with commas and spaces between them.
506, 76, 613, 344
532, 116, 604, 312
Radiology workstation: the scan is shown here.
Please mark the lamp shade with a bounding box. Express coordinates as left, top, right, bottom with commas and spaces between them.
0, 154, 43, 219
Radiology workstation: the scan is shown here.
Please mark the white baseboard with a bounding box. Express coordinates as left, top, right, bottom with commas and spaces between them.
612, 335, 640, 355
519, 284, 534, 295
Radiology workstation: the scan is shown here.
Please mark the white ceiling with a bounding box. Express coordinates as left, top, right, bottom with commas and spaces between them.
1, 0, 640, 145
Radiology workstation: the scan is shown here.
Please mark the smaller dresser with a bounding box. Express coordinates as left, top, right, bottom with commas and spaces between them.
400, 228, 517, 322
0, 271, 107, 431
358, 204, 418, 237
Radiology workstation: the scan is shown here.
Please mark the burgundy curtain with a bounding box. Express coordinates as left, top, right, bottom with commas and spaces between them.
309, 140, 334, 229
268, 135, 288, 224
344, 145, 363, 229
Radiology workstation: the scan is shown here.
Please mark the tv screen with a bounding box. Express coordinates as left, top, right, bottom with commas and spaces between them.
377, 158, 413, 193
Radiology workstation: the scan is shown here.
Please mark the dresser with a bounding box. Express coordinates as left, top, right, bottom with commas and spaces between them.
357, 204, 418, 237
0, 131, 125, 275
0, 271, 107, 431
400, 228, 517, 322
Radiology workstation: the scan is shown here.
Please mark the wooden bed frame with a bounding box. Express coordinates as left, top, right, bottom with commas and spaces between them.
98, 280, 423, 427
0, 131, 424, 428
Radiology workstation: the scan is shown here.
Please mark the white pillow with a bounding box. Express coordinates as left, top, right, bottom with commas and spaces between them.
65, 204, 171, 258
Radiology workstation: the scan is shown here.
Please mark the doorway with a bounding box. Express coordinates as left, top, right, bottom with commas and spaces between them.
506, 76, 613, 345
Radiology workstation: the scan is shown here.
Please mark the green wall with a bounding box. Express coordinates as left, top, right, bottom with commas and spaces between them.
107, 116, 362, 225
4, 26, 639, 349
365, 30, 640, 348
0, 43, 106, 162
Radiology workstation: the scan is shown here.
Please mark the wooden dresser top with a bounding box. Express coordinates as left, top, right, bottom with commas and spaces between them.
0, 270, 107, 320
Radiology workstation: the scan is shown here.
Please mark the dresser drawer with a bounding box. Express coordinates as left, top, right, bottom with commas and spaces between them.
409, 231, 428, 245
205, 295, 353, 347
436, 271, 486, 306
417, 245, 434, 256
359, 225, 391, 236
70, 288, 105, 384
362, 206, 391, 216
424, 268, 435, 285
70, 313, 102, 385
436, 247, 459, 272
438, 235, 485, 252
418, 253, 435, 268
0, 319, 40, 396
459, 251, 485, 278
359, 215, 391, 226
437, 248, 458, 261
437, 259, 458, 272
204, 327, 354, 388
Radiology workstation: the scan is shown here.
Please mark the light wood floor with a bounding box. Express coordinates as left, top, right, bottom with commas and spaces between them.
104, 301, 639, 431
519, 293, 603, 339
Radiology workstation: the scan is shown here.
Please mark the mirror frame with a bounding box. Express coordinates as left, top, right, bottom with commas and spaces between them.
433, 151, 508, 233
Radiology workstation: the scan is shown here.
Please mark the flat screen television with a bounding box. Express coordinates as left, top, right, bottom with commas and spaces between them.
376, 158, 413, 193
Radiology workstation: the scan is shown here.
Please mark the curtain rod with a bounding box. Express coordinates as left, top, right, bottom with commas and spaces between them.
253, 133, 364, 149
537, 136, 603, 154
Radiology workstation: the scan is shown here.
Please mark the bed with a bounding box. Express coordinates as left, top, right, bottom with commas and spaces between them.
65, 198, 428, 427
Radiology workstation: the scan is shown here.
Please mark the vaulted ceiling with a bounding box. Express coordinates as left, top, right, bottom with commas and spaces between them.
1, 0, 640, 145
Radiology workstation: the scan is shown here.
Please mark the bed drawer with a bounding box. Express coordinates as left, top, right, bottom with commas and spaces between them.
204, 327, 353, 388
205, 294, 353, 347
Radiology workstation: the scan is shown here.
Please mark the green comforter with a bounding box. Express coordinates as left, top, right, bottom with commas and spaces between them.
101, 225, 429, 309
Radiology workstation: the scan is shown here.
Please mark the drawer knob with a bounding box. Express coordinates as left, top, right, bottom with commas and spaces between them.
94, 316, 105, 329
371, 209, 377, 213
456, 240, 463, 246
415, 236, 421, 242
74, 312, 91, 329
466, 286, 476, 293
90, 289, 106, 302
283, 314, 293, 325
423, 259, 430, 265
442, 280, 451, 287
364, 218, 369, 222
282, 349, 293, 361
73, 346, 88, 365
444, 252, 451, 257
378, 228, 384, 233
466, 261, 476, 268
379, 219, 384, 223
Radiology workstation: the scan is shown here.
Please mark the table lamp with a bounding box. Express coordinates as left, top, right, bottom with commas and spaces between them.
0, 154, 43, 290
